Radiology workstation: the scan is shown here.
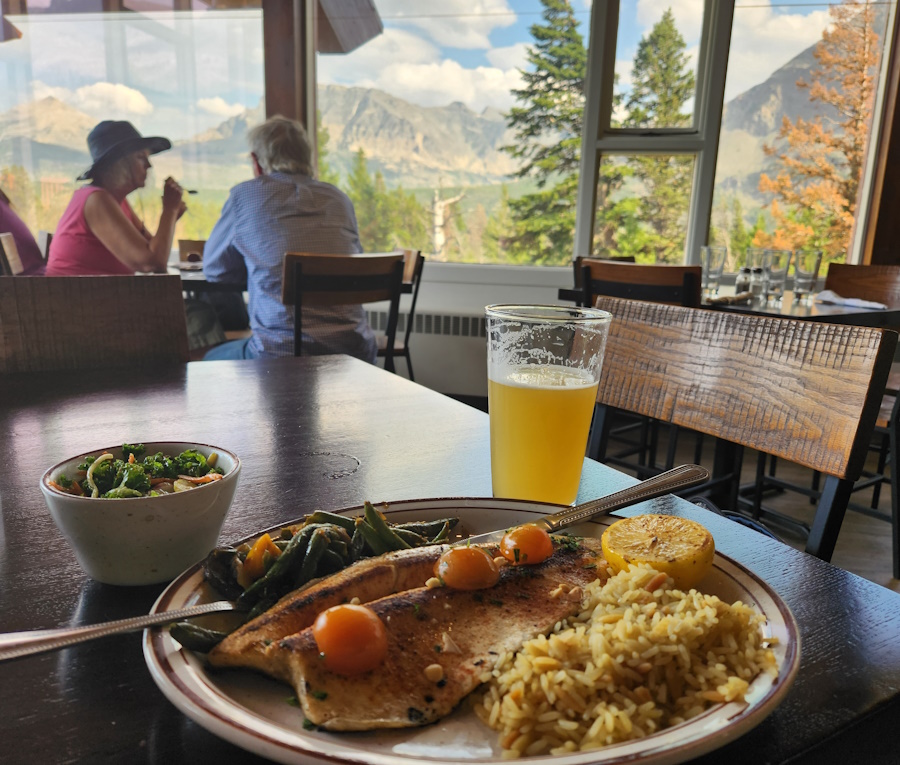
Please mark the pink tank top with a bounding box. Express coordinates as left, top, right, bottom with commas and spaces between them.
46, 186, 142, 276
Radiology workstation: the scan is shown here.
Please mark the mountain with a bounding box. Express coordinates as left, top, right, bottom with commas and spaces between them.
0, 97, 94, 178
317, 84, 519, 187
0, 46, 843, 207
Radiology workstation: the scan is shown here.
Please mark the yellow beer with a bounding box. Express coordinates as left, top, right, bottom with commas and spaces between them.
489, 364, 599, 505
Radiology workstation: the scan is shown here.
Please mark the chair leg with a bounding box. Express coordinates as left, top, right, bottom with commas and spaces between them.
890, 419, 899, 579
587, 403, 610, 462
405, 352, 414, 382
805, 475, 855, 562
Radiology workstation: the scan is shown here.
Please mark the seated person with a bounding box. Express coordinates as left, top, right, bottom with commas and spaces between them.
0, 188, 45, 275
46, 120, 186, 276
202, 115, 376, 362
46, 120, 225, 351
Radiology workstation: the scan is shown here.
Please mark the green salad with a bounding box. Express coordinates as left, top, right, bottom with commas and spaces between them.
49, 443, 224, 499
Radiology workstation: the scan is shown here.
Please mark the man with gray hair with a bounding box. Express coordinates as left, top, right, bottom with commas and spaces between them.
202, 115, 376, 361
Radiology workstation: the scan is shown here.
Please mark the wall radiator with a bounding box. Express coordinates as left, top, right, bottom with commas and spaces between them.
366, 310, 486, 339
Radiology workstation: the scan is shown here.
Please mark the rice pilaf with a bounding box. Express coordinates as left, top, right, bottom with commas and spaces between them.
475, 564, 778, 758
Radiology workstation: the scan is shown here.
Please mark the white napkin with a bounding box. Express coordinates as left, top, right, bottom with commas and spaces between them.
814, 290, 887, 310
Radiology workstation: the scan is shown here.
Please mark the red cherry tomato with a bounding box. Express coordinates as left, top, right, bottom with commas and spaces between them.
500, 524, 554, 565
434, 546, 500, 590
312, 604, 388, 676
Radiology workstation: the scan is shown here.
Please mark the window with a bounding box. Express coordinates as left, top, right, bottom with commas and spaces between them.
0, 2, 265, 242
577, 0, 898, 267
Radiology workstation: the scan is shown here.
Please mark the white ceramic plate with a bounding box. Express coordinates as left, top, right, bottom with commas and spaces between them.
144, 498, 800, 765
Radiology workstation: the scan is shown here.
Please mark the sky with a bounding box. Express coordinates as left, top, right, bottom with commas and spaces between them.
0, 1, 834, 141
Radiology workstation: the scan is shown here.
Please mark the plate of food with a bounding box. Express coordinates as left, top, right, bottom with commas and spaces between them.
144, 498, 799, 765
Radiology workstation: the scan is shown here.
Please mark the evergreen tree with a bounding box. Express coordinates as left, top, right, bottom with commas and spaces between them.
623, 8, 695, 264
501, 0, 587, 265
317, 113, 341, 187
758, 0, 881, 260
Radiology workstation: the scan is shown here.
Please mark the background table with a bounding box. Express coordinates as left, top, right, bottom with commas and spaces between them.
1, 357, 899, 764
709, 289, 900, 326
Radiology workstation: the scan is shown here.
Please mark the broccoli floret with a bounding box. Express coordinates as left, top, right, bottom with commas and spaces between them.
122, 443, 146, 460
141, 452, 179, 479
173, 449, 210, 477
86, 459, 120, 495
56, 474, 73, 489
119, 463, 151, 494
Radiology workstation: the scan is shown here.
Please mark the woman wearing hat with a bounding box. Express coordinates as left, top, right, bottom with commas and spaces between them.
46, 120, 186, 276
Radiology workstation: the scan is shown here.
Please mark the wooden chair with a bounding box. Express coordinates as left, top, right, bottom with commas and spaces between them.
281, 252, 403, 368
0, 275, 190, 373
376, 249, 425, 380
37, 231, 52, 262
571, 260, 703, 476
579, 259, 702, 309
823, 263, 900, 311
589, 296, 897, 563
0, 233, 25, 275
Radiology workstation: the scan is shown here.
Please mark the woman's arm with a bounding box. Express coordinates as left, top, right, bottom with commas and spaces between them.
83, 178, 185, 273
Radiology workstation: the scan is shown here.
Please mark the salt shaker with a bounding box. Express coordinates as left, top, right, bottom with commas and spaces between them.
749, 267, 765, 300
735, 267, 751, 294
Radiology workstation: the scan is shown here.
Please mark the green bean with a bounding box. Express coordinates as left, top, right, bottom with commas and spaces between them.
169, 622, 228, 653
349, 524, 367, 560
393, 518, 460, 538
393, 527, 429, 547
364, 501, 411, 550
305, 511, 357, 534
430, 521, 452, 543
319, 547, 347, 574
356, 519, 392, 556
239, 524, 321, 604
295, 528, 327, 586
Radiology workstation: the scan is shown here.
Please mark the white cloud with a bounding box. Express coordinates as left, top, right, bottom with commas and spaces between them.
320, 26, 523, 112
486, 42, 528, 71
32, 80, 153, 117
375, 0, 516, 49
197, 97, 245, 118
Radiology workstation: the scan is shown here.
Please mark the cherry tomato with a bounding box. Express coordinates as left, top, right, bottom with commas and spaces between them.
434, 546, 501, 590
312, 604, 388, 676
500, 524, 554, 565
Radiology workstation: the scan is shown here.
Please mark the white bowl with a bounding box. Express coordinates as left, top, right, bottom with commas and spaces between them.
40, 441, 241, 586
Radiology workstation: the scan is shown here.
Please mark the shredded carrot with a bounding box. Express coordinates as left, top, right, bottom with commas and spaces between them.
176, 473, 223, 484
128, 453, 136, 464
69, 480, 84, 496
48, 480, 70, 494
150, 476, 172, 485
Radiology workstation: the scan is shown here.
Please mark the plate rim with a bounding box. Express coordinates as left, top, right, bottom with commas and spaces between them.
144, 496, 801, 765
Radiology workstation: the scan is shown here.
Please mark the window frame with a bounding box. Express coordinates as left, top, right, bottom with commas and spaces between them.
574, 0, 734, 265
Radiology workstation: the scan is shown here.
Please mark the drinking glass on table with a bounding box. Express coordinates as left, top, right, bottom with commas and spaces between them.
792, 249, 823, 303
700, 246, 728, 296
485, 304, 611, 506
764, 249, 793, 304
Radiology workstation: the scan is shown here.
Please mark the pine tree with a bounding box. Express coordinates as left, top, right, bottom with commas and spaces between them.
758, 1, 882, 259
502, 0, 589, 265
623, 9, 695, 264
317, 112, 341, 187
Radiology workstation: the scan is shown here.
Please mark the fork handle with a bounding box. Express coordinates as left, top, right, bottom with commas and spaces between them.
0, 600, 238, 663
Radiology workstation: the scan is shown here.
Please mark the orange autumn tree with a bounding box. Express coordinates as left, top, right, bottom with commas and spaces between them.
757, 1, 882, 260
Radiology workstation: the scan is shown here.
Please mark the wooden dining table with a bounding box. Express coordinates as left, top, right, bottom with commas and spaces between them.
1, 356, 899, 765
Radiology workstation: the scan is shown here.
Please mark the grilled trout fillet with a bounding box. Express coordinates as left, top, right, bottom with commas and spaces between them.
269, 537, 604, 730
208, 545, 445, 678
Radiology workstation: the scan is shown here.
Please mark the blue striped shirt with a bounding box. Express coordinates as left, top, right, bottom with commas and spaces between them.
203, 173, 376, 362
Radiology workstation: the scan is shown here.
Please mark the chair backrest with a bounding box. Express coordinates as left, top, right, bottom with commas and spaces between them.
824, 263, 900, 308
591, 296, 897, 559
571, 254, 635, 289
0, 233, 25, 275
0, 275, 190, 373
37, 231, 52, 262
593, 296, 895, 480
281, 252, 404, 358
581, 259, 701, 308
399, 249, 425, 347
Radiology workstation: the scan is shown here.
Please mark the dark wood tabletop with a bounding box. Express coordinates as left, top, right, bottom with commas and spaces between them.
1, 356, 898, 765
707, 289, 900, 326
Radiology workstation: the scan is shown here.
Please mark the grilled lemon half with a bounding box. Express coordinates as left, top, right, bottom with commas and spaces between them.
601, 514, 715, 590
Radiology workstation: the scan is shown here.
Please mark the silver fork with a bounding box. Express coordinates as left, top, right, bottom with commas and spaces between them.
0, 600, 239, 662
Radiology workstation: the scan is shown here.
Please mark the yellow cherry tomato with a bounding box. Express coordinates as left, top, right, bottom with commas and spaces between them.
312, 604, 388, 676
434, 546, 500, 590
499, 524, 555, 565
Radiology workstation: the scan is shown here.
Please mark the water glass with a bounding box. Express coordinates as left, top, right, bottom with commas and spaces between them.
745, 247, 768, 269
700, 246, 728, 296
764, 249, 793, 303
485, 304, 611, 506
792, 249, 823, 303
